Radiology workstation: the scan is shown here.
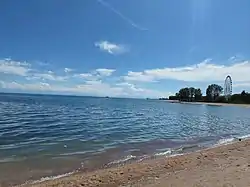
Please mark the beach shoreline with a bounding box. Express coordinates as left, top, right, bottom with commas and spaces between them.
168, 100, 250, 108
17, 139, 250, 187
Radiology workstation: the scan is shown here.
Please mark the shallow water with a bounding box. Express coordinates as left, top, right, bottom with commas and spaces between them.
0, 93, 250, 186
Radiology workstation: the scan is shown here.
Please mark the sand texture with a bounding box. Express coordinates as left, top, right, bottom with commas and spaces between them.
15, 139, 250, 187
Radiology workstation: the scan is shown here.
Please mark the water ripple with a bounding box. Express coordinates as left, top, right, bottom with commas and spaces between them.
1, 93, 250, 184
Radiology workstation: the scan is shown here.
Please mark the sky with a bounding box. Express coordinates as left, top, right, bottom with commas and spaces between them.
0, 0, 250, 98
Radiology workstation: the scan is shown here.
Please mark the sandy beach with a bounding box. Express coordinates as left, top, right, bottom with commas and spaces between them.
16, 139, 250, 187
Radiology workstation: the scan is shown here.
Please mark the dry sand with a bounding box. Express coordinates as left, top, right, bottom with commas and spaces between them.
16, 139, 250, 187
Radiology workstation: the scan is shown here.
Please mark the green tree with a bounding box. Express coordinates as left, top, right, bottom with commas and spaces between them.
189, 87, 195, 101
206, 84, 223, 101
179, 87, 190, 101
241, 90, 246, 96
194, 88, 202, 101
175, 92, 180, 99
184, 87, 190, 101
178, 88, 185, 101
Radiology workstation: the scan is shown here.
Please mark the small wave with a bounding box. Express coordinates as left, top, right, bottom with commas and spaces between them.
154, 148, 185, 158
108, 155, 136, 165
137, 155, 150, 162
0, 157, 21, 163
238, 134, 250, 139
168, 153, 184, 157
216, 137, 235, 146
155, 149, 172, 156
59, 150, 95, 156
29, 171, 75, 184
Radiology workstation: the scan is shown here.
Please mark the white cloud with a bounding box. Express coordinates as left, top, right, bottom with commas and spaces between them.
73, 73, 100, 82
95, 41, 127, 54
116, 82, 133, 87
116, 82, 143, 92
64, 68, 74, 73
76, 81, 124, 96
0, 80, 123, 97
0, 58, 116, 83
0, 81, 50, 91
28, 72, 68, 82
124, 71, 156, 82
229, 56, 237, 62
0, 59, 30, 76
124, 60, 250, 83
85, 80, 103, 85
95, 68, 115, 76
74, 69, 115, 80
4, 57, 250, 98
0, 59, 69, 81
76, 73, 93, 79
228, 55, 244, 63
115, 82, 170, 98
0, 80, 167, 98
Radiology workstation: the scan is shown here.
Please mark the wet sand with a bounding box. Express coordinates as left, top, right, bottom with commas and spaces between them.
17, 139, 250, 187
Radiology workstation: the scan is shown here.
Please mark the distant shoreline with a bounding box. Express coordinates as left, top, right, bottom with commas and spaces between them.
18, 139, 250, 187
168, 100, 250, 108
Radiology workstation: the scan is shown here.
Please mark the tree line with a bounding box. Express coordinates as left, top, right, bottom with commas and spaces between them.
169, 87, 202, 101
228, 91, 250, 104
168, 84, 250, 104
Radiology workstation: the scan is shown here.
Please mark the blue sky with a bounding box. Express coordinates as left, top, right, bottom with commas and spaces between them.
0, 0, 250, 98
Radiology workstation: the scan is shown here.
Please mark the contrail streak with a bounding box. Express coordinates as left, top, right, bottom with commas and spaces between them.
97, 0, 148, 31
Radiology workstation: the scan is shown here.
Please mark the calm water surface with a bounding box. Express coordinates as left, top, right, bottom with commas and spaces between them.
0, 93, 250, 186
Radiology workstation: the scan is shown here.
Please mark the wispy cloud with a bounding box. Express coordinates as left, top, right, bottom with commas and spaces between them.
0, 59, 30, 76
228, 55, 245, 63
29, 72, 68, 82
116, 82, 144, 92
64, 68, 74, 73
96, 0, 147, 31
123, 59, 250, 83
75, 73, 94, 79
74, 68, 115, 80
95, 68, 115, 76
95, 41, 127, 55
124, 71, 156, 82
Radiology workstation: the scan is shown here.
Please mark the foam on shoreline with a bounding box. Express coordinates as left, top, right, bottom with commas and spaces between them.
18, 138, 250, 187
18, 134, 250, 186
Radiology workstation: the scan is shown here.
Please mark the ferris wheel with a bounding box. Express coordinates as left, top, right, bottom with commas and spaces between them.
224, 75, 232, 100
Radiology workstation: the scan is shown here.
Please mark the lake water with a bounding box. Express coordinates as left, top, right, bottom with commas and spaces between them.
0, 93, 250, 186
